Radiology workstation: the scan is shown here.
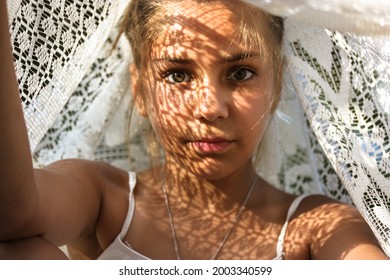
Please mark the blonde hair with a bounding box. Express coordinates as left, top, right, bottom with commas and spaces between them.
121, 0, 284, 169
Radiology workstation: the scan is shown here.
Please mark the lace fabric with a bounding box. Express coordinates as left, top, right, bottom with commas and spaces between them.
6, 0, 390, 256
282, 21, 390, 254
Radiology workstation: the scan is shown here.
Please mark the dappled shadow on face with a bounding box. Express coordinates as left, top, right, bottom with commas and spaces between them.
142, 1, 274, 180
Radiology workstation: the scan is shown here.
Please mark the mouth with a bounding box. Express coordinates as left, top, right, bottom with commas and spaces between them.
189, 138, 234, 153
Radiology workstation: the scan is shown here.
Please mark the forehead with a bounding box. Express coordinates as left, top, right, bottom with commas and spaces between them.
150, 1, 260, 59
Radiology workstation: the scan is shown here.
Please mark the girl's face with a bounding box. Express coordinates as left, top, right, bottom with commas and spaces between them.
137, 1, 276, 179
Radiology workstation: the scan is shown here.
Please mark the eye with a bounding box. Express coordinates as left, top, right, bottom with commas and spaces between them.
164, 71, 192, 84
227, 67, 255, 81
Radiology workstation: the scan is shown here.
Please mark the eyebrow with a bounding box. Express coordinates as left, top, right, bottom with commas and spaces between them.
222, 52, 261, 62
153, 52, 261, 64
153, 57, 192, 64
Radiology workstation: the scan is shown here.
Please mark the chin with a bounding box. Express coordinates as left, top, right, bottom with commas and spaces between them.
179, 157, 240, 181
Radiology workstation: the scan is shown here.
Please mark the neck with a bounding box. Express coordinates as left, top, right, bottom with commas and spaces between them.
162, 157, 257, 213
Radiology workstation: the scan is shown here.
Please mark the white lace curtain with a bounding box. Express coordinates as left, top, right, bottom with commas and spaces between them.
7, 0, 390, 256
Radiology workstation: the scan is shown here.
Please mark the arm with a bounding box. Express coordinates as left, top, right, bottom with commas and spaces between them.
0, 237, 69, 260
0, 1, 118, 248
304, 197, 389, 260
318, 207, 388, 260
0, 0, 39, 238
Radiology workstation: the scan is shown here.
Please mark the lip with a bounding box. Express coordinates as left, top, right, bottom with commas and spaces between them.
190, 138, 233, 153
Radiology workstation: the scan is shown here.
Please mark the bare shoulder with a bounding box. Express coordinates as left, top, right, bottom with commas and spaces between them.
39, 158, 131, 207
290, 194, 388, 259
42, 158, 128, 187
35, 159, 131, 259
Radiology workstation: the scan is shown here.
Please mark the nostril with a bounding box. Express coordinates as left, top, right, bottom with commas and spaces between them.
193, 94, 228, 122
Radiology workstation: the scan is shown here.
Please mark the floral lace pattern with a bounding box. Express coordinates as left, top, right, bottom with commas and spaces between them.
283, 21, 390, 254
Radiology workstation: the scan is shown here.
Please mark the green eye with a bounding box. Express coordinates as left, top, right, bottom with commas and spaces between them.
165, 71, 191, 83
228, 68, 254, 81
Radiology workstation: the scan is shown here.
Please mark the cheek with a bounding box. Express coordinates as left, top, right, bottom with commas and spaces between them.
148, 84, 193, 143
232, 86, 274, 154
157, 82, 200, 121
233, 84, 273, 125
155, 85, 187, 114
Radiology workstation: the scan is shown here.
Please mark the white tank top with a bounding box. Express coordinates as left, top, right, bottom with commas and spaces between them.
97, 172, 309, 260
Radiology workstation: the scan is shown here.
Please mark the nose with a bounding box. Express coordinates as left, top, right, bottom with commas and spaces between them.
193, 82, 229, 122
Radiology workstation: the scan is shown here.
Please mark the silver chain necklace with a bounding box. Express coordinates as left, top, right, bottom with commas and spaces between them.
162, 176, 256, 260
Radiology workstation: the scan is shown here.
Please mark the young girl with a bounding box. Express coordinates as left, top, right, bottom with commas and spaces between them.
0, 0, 387, 260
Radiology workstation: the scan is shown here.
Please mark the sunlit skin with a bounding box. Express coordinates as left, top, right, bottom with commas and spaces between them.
0, 0, 388, 260
136, 1, 274, 190
129, 2, 278, 258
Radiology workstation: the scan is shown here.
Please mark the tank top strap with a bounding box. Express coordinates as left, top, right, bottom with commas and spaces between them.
275, 194, 311, 259
117, 172, 137, 239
